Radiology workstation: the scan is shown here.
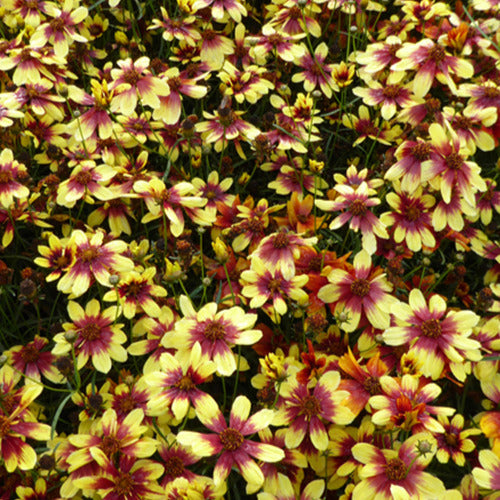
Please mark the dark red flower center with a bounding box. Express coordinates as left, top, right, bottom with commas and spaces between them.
350, 278, 371, 297
174, 375, 195, 391
421, 318, 441, 338
116, 394, 137, 414
363, 376, 382, 395
204, 320, 226, 341
483, 86, 500, 99
164, 456, 185, 477
123, 69, 140, 86
410, 142, 431, 161
382, 84, 401, 98
219, 427, 244, 451
124, 281, 144, 298
113, 472, 134, 496
424, 97, 441, 113
101, 435, 121, 455
445, 152, 463, 170
74, 170, 93, 186
385, 458, 407, 481
0, 415, 11, 437
454, 115, 473, 130
428, 44, 446, 63
80, 323, 101, 341
268, 278, 283, 293
405, 204, 421, 222
20, 343, 40, 363
272, 232, 290, 249
80, 247, 100, 262
299, 395, 321, 417
349, 199, 367, 216
444, 432, 458, 447
50, 18, 65, 32
0, 171, 13, 184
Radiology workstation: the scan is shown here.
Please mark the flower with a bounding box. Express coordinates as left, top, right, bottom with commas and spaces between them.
383, 289, 481, 380
145, 342, 216, 421
167, 296, 262, 376
177, 395, 284, 489
0, 148, 29, 208
53, 298, 127, 373
351, 433, 446, 500
472, 449, 500, 492
273, 370, 354, 451
317, 250, 395, 332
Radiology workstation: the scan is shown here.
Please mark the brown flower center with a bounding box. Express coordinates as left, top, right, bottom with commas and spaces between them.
80, 323, 101, 341
113, 472, 134, 496
272, 232, 290, 249
0, 415, 11, 437
445, 152, 463, 170
20, 344, 40, 363
299, 395, 321, 417
363, 376, 382, 395
382, 84, 401, 98
385, 458, 407, 481
349, 199, 367, 216
49, 18, 65, 32
350, 278, 371, 297
219, 428, 244, 451
164, 456, 185, 478
0, 171, 14, 184
410, 142, 431, 161
101, 435, 121, 455
124, 281, 144, 298
405, 204, 421, 222
122, 69, 140, 86
444, 432, 458, 447
117, 394, 137, 414
167, 76, 181, 92
174, 375, 195, 391
74, 170, 93, 186
428, 44, 446, 63
424, 97, 441, 113
268, 278, 283, 293
268, 33, 284, 46
204, 320, 226, 341
454, 115, 473, 130
80, 247, 99, 262
483, 86, 500, 99
421, 318, 441, 338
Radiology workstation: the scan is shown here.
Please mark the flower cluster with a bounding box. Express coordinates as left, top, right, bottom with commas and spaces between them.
1, 0, 500, 498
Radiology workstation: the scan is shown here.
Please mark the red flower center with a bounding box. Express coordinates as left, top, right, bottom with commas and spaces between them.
124, 281, 144, 298
101, 435, 121, 455
483, 86, 500, 98
299, 395, 321, 417
164, 456, 185, 477
0, 415, 11, 437
454, 115, 473, 130
428, 44, 446, 63
116, 394, 137, 414
410, 142, 431, 161
385, 458, 407, 481
219, 427, 244, 451
74, 170, 93, 186
404, 204, 421, 222
421, 318, 442, 338
80, 323, 102, 341
80, 247, 100, 262
350, 278, 371, 297
49, 17, 65, 32
349, 199, 367, 216
20, 343, 40, 363
382, 84, 401, 98
272, 232, 290, 249
268, 33, 284, 46
363, 376, 382, 395
424, 97, 441, 113
445, 152, 463, 170
268, 278, 283, 293
204, 320, 226, 341
113, 472, 134, 496
444, 432, 458, 447
123, 69, 140, 86
168, 76, 181, 92
0, 171, 13, 184
174, 375, 195, 391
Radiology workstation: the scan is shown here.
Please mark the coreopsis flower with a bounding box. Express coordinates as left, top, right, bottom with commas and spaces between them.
3, 0, 51, 27
355, 35, 404, 76
342, 105, 401, 146
0, 148, 29, 208
0, 366, 51, 472
53, 299, 127, 373
240, 257, 309, 320
351, 432, 446, 500
73, 455, 165, 500
384, 289, 481, 380
56, 161, 116, 208
57, 229, 134, 297
273, 370, 354, 451
431, 188, 477, 232
102, 267, 167, 319
250, 28, 306, 64
435, 414, 481, 466
193, 0, 247, 22
23, 112, 67, 149
337, 349, 390, 417
29, 0, 88, 58
158, 437, 202, 486
6, 335, 60, 384
196, 103, 260, 158
168, 296, 261, 376
251, 229, 317, 276
0, 93, 24, 127
424, 122, 487, 206
391, 39, 474, 97
133, 177, 207, 237
369, 374, 455, 433
110, 377, 151, 421
145, 342, 216, 421
34, 233, 73, 282
291, 42, 338, 98
384, 138, 432, 193
149, 8, 200, 46
87, 195, 135, 236
474, 179, 500, 225
331, 61, 356, 88
318, 250, 395, 332
353, 75, 414, 120
177, 395, 284, 489
274, 192, 326, 235
315, 182, 388, 254
473, 449, 500, 493
381, 184, 436, 252
109, 56, 170, 115
457, 80, 500, 112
